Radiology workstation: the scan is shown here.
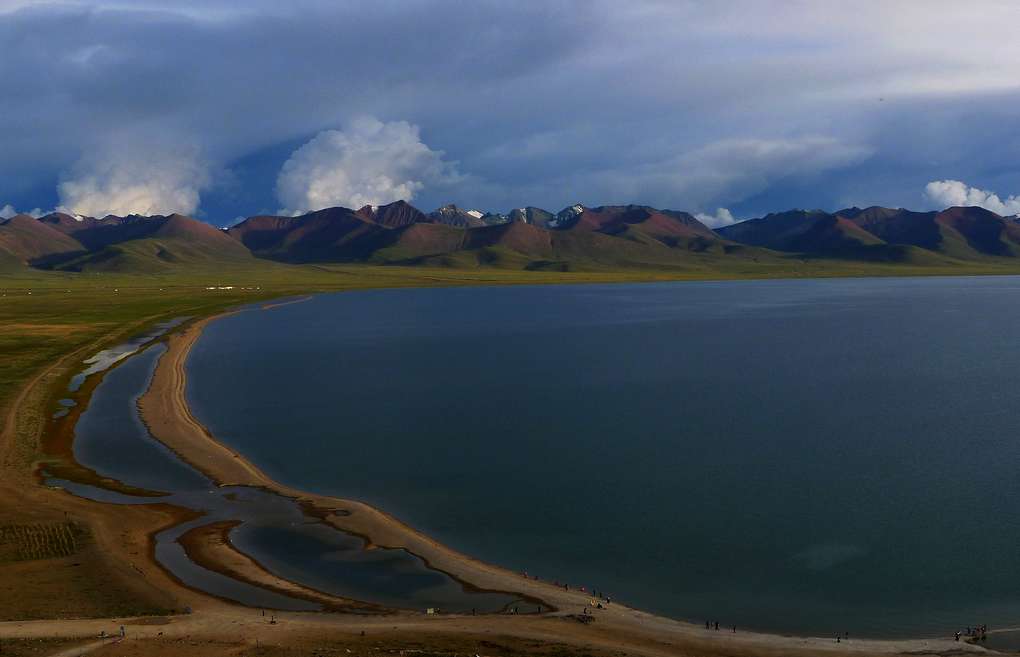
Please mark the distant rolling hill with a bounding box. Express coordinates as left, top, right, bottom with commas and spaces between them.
716, 209, 885, 253
5, 200, 1020, 276
227, 201, 741, 270
17, 212, 252, 273
354, 200, 428, 228
0, 214, 87, 269
227, 206, 399, 263
718, 205, 1020, 263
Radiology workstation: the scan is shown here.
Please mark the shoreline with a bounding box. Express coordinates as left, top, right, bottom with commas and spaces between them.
176, 519, 390, 615
121, 298, 982, 655
0, 281, 1001, 656
136, 312, 563, 608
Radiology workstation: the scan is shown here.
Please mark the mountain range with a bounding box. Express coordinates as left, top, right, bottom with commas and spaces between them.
3, 200, 1020, 274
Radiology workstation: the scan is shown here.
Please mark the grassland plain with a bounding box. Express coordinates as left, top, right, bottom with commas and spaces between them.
0, 260, 1013, 657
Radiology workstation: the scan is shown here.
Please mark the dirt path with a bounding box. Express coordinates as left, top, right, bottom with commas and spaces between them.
45, 638, 118, 657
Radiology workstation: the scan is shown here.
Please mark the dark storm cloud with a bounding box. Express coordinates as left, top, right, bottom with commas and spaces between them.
1, 0, 1019, 222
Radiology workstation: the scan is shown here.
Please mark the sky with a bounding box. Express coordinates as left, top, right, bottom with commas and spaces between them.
1, 0, 1020, 227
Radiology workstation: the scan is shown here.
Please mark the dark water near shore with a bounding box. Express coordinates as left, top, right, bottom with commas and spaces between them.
187, 277, 1020, 637
66, 342, 522, 614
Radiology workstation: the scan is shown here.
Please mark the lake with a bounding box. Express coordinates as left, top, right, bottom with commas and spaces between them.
186, 276, 1020, 637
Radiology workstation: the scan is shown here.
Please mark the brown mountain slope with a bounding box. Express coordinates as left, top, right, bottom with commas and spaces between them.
152, 214, 249, 253
354, 200, 428, 228
382, 222, 468, 256
228, 207, 396, 262
228, 204, 744, 270
376, 218, 754, 271
837, 207, 942, 250
717, 209, 884, 253
51, 214, 252, 272
427, 204, 494, 227
324, 221, 554, 266
0, 214, 86, 266
37, 213, 161, 250
836, 206, 1020, 259
935, 206, 1020, 257
566, 205, 716, 239
19, 200, 1020, 274
508, 207, 555, 227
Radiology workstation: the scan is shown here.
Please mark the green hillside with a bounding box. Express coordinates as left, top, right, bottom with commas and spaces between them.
53, 235, 254, 274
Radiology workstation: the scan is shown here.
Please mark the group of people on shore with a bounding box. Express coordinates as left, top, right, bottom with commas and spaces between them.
703, 622, 856, 643
704, 620, 737, 633
956, 624, 988, 641
524, 570, 613, 609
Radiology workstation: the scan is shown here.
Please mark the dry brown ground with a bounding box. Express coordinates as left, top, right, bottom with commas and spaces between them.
0, 637, 91, 657
0, 315, 191, 622
84, 629, 643, 657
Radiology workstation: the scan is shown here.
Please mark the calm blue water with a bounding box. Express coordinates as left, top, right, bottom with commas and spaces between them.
186, 277, 1020, 637
67, 342, 522, 614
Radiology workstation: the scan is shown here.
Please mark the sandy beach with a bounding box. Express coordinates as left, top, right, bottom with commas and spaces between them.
0, 304, 994, 656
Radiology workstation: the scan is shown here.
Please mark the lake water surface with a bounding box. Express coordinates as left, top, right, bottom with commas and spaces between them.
186, 277, 1020, 637
68, 338, 523, 614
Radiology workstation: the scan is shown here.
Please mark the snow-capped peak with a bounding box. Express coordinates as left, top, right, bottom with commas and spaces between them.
465, 209, 484, 219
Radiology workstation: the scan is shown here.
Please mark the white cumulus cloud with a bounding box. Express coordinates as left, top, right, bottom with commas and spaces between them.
695, 208, 737, 228
275, 117, 461, 214
57, 141, 210, 217
0, 204, 43, 219
924, 179, 1020, 216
